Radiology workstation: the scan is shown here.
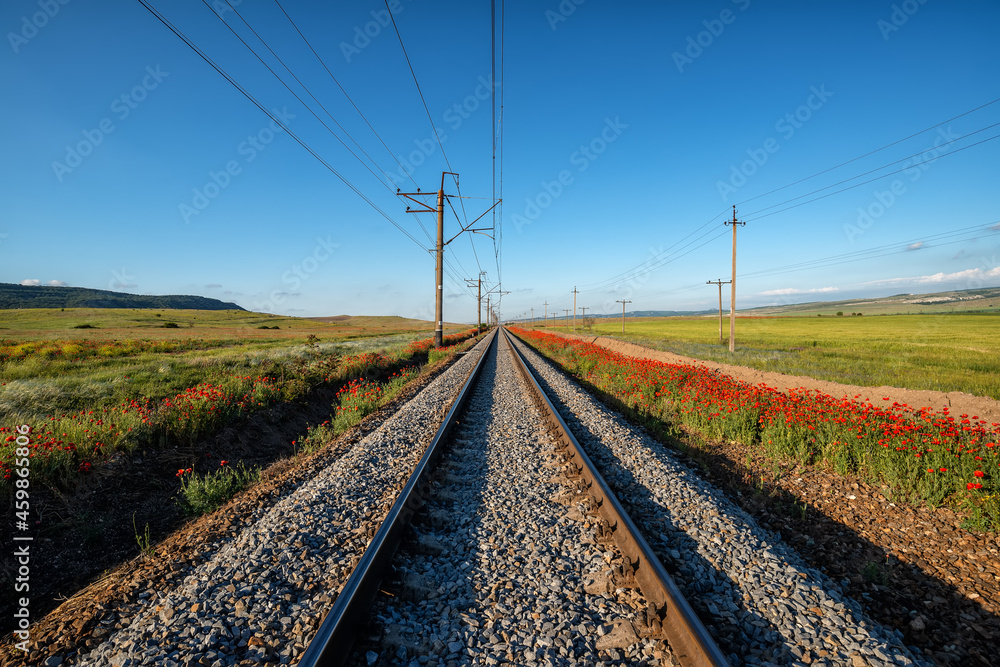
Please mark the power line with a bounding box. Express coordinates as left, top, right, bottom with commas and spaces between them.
735, 96, 1000, 207
743, 122, 1000, 219
272, 0, 420, 190
384, 0, 453, 173
206, 0, 398, 190
741, 221, 1000, 280
744, 132, 1000, 222
135, 0, 427, 251
579, 210, 731, 292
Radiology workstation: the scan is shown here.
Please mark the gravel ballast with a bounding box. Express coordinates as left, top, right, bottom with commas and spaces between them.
508, 333, 928, 667
57, 335, 494, 667
356, 334, 670, 666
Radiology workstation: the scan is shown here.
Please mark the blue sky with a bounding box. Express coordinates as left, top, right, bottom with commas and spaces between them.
2, 0, 998, 322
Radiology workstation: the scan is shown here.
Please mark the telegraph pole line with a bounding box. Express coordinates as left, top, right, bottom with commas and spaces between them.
397, 172, 500, 347
572, 286, 579, 332
465, 271, 487, 332
616, 299, 631, 335
724, 206, 746, 353
706, 279, 732, 345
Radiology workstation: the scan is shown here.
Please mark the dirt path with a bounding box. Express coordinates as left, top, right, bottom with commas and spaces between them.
552, 332, 1000, 425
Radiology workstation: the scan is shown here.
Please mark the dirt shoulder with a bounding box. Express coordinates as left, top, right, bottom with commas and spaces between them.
554, 332, 1000, 425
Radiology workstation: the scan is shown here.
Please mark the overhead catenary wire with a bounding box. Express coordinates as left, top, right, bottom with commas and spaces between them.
134, 0, 427, 251
272, 0, 421, 191
384, 0, 453, 174
207, 0, 401, 192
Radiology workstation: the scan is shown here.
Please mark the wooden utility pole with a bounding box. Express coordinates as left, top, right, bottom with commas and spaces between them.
725, 206, 745, 353
706, 279, 731, 345
466, 271, 486, 332
572, 286, 579, 332
543, 301, 548, 326
397, 172, 499, 347
563, 309, 570, 328
530, 307, 534, 326
616, 299, 631, 334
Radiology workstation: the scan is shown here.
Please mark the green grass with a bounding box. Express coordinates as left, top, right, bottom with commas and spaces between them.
176, 462, 262, 516
536, 313, 1000, 400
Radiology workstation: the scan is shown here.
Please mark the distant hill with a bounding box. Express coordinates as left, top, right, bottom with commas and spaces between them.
744, 286, 1000, 316
0, 283, 244, 311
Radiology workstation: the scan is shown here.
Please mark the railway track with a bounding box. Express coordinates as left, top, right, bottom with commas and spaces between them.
39, 327, 926, 667
306, 326, 725, 666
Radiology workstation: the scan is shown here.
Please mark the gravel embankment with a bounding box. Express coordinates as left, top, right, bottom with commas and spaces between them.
356, 335, 670, 666
57, 334, 494, 667
509, 333, 928, 667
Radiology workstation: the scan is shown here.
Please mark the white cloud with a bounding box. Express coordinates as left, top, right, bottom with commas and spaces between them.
20, 279, 40, 286
759, 286, 839, 296
862, 265, 1000, 287
906, 242, 925, 251
46, 280, 67, 286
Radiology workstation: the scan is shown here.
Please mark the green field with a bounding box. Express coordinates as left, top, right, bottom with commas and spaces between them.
0, 309, 465, 418
533, 313, 1000, 400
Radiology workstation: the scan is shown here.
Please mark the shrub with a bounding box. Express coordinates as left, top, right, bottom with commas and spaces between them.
176, 462, 260, 515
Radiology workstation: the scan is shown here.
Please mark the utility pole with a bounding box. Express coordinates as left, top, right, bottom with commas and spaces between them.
616, 299, 631, 335
486, 294, 491, 329
572, 286, 579, 332
543, 301, 548, 327
465, 271, 486, 332
725, 206, 746, 353
397, 172, 500, 347
563, 309, 570, 328
530, 307, 534, 326
706, 279, 731, 345
581, 306, 588, 332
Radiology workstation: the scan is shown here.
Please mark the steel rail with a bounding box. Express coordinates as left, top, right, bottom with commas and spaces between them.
501, 327, 731, 667
297, 328, 499, 667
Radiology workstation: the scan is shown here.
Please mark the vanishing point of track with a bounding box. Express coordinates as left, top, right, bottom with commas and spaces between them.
300, 328, 727, 666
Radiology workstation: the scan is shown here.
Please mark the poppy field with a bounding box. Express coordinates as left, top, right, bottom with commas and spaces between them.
510, 327, 1000, 531
538, 313, 1000, 401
